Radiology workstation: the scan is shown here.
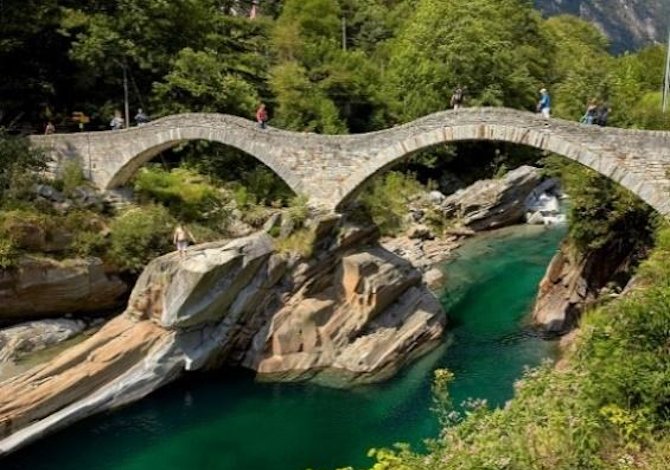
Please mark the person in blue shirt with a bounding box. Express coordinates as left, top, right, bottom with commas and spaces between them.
537, 88, 551, 119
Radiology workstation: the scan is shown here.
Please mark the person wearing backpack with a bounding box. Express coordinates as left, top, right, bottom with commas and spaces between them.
450, 87, 465, 110
580, 99, 598, 125
595, 104, 610, 127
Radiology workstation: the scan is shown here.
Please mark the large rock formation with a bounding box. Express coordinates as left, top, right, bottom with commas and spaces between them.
0, 315, 176, 454
0, 222, 446, 455
438, 166, 543, 231
532, 242, 639, 333
0, 256, 127, 321
244, 247, 444, 385
532, 249, 589, 333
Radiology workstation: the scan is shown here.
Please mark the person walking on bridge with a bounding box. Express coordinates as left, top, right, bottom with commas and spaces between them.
135, 108, 150, 126
110, 110, 125, 130
595, 104, 610, 127
537, 88, 551, 119
256, 103, 268, 129
450, 86, 465, 110
581, 99, 598, 125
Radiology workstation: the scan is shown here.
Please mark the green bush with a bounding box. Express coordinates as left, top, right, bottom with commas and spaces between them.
275, 227, 316, 258
241, 203, 271, 228
0, 238, 19, 269
285, 194, 310, 229
0, 132, 48, 199
188, 223, 220, 245
357, 171, 424, 236
0, 208, 51, 241
108, 204, 175, 272
57, 159, 87, 196
541, 155, 657, 255
133, 165, 227, 224
73, 230, 109, 257
241, 167, 294, 206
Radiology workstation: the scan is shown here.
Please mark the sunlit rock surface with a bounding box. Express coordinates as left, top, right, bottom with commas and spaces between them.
0, 224, 445, 454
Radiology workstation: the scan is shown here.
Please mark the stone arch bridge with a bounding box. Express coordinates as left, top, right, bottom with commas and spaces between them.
30, 108, 670, 217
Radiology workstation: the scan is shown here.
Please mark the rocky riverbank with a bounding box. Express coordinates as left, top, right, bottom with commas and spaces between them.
0, 165, 566, 455
0, 256, 127, 322
0, 217, 446, 454
532, 240, 641, 334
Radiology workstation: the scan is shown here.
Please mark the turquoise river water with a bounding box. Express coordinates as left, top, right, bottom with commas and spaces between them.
3, 224, 566, 470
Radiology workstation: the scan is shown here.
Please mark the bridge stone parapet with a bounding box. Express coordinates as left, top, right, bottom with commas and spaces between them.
29, 108, 670, 217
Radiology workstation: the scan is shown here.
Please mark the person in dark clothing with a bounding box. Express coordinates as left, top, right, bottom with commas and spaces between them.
450, 87, 465, 109
581, 99, 598, 125
256, 104, 268, 129
595, 105, 610, 127
135, 108, 150, 126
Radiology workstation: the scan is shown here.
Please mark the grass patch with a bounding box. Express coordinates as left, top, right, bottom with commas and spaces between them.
134, 165, 228, 225
275, 227, 316, 258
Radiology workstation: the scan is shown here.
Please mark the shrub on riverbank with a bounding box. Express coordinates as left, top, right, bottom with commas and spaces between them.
357, 171, 424, 236
350, 225, 670, 470
108, 204, 176, 273
133, 165, 228, 224
542, 156, 658, 257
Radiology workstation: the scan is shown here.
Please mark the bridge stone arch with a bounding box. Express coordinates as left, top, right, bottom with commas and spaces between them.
336, 119, 670, 215
30, 108, 670, 218
32, 114, 308, 196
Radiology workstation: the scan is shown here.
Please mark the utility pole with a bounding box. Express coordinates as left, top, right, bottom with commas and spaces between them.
342, 17, 347, 51
663, 28, 670, 113
123, 60, 130, 128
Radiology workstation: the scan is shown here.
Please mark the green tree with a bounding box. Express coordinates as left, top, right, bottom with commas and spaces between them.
270, 61, 348, 133
60, 0, 267, 123
0, 133, 48, 199
270, 0, 387, 132
153, 48, 260, 116
609, 45, 670, 130
384, 0, 550, 122
544, 15, 612, 120
0, 0, 80, 130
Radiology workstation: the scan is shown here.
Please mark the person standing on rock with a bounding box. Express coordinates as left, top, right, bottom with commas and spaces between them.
537, 88, 551, 119
173, 224, 196, 259
256, 103, 268, 129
